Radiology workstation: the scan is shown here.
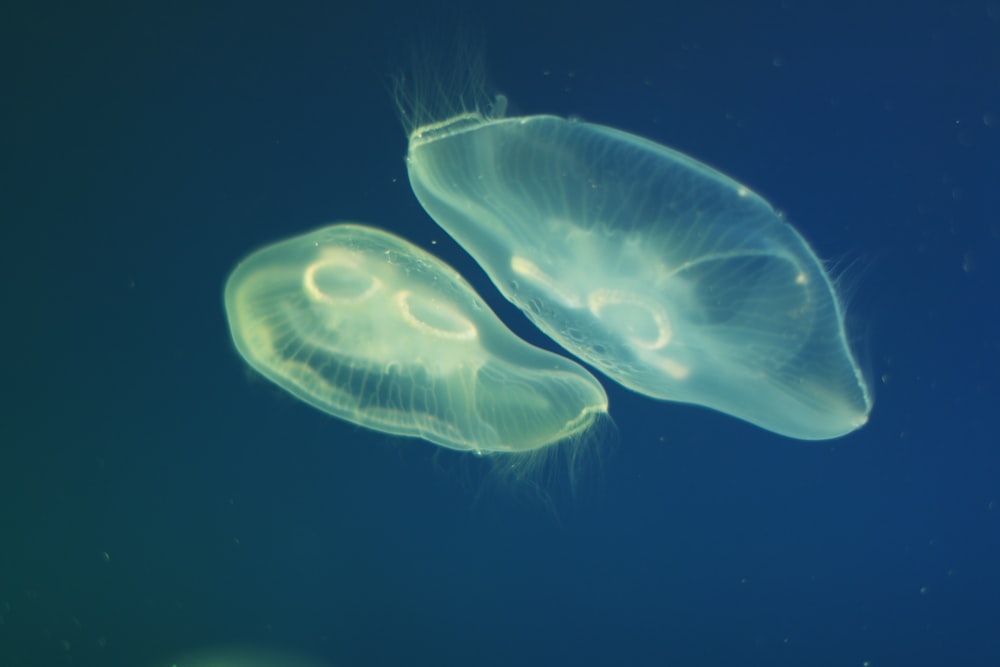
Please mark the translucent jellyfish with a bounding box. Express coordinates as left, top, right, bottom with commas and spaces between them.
404, 105, 872, 440
224, 224, 608, 453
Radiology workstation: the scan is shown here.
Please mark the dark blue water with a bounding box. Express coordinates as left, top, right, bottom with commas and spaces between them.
4, 2, 998, 666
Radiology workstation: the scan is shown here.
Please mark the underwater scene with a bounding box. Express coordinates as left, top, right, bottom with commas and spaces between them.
5, 1, 999, 666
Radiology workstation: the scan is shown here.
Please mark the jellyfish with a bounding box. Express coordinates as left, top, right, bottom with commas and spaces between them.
224, 224, 608, 453
403, 98, 872, 440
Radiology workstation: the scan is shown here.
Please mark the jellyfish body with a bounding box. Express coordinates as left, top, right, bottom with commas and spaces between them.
224, 224, 608, 452
406, 114, 872, 440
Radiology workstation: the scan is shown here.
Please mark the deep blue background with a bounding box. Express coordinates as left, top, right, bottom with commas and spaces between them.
3, 1, 998, 666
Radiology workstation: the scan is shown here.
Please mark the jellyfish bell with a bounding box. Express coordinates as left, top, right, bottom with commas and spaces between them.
224, 224, 609, 460
399, 71, 872, 440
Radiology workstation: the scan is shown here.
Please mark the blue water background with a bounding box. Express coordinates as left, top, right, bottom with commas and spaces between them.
3, 1, 998, 666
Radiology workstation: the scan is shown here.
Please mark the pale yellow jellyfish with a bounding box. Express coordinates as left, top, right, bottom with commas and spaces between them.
404, 100, 872, 440
224, 224, 607, 453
